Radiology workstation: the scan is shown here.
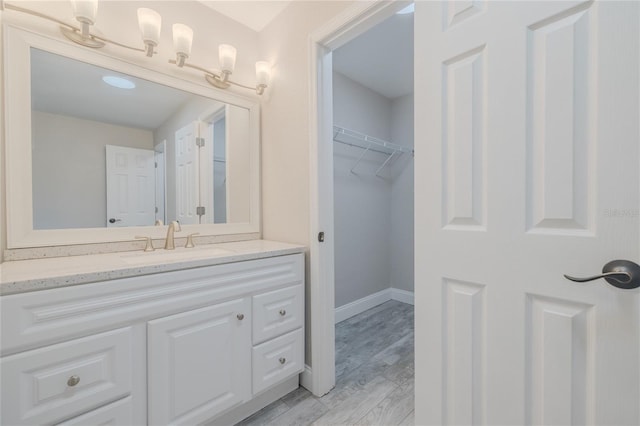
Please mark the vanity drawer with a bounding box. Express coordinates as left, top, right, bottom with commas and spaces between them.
1, 327, 133, 426
252, 284, 303, 344
56, 396, 134, 425
252, 328, 304, 395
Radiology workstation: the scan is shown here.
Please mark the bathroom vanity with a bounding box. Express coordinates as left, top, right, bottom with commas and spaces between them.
0, 240, 305, 425
0, 14, 304, 425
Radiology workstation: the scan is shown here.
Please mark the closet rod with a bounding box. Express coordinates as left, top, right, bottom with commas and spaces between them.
332, 126, 413, 156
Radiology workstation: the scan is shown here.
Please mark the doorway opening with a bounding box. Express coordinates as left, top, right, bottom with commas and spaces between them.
307, 0, 414, 403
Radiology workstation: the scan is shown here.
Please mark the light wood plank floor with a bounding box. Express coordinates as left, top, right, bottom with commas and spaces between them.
236, 300, 414, 426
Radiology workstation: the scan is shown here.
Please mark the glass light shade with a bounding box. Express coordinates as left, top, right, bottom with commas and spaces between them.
137, 8, 161, 45
172, 23, 193, 56
255, 61, 271, 87
219, 44, 237, 74
70, 0, 98, 24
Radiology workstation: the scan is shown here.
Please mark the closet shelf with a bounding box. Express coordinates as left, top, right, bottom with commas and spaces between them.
332, 126, 413, 176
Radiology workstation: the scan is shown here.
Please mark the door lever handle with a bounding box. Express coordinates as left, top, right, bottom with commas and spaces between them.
564, 260, 640, 289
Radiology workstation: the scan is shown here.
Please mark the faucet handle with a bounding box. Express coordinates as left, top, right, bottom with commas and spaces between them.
172, 220, 182, 232
185, 233, 200, 248
134, 236, 155, 252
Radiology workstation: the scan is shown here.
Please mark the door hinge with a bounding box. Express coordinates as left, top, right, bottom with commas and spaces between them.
154, 161, 158, 168
197, 206, 206, 216
155, 206, 158, 213
318, 232, 325, 242
196, 137, 205, 147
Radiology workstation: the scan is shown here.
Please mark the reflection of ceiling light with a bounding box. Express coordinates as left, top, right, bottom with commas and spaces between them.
102, 76, 136, 89
397, 4, 415, 14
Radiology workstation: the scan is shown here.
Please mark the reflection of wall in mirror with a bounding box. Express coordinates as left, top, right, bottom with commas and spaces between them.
32, 111, 154, 229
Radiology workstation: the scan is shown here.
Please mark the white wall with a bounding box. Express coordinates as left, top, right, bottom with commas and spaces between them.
225, 105, 251, 223
333, 72, 393, 307
390, 94, 414, 293
32, 111, 154, 229
258, 0, 355, 366
0, 7, 5, 261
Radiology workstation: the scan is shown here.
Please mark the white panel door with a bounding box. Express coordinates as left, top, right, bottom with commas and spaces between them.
106, 145, 155, 227
147, 298, 251, 425
175, 122, 200, 225
155, 148, 166, 224
415, 1, 639, 425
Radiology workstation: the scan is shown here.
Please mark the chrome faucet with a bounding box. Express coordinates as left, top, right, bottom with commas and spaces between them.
164, 221, 181, 250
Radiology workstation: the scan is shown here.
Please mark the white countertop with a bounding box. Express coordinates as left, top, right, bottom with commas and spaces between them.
0, 240, 305, 296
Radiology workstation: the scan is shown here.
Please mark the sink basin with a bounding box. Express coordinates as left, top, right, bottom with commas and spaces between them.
120, 247, 234, 265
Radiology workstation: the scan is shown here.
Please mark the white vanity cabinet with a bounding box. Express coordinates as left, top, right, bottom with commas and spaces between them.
148, 298, 252, 425
0, 251, 305, 425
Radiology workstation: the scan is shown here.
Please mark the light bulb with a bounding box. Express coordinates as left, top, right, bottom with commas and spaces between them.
219, 44, 237, 75
138, 8, 161, 56
255, 61, 271, 87
70, 0, 98, 37
70, 0, 98, 24
172, 23, 193, 66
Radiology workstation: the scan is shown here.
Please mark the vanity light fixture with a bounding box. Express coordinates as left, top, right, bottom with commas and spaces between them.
1, 0, 272, 95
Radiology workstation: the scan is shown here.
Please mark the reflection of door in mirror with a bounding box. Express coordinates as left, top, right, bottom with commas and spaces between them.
199, 107, 227, 224
154, 141, 167, 225
105, 145, 156, 227
213, 116, 227, 224
175, 122, 200, 225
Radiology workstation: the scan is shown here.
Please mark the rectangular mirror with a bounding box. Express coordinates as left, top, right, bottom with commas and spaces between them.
31, 48, 250, 229
5, 26, 260, 248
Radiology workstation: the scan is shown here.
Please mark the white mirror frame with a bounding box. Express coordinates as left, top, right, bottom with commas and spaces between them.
4, 25, 261, 249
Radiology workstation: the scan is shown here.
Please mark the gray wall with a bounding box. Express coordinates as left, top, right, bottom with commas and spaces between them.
333, 72, 414, 308
390, 94, 415, 293
32, 111, 153, 229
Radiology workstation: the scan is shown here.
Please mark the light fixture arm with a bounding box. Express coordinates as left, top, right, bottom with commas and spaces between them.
169, 59, 268, 94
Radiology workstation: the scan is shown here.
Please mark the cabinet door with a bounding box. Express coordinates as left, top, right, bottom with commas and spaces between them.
148, 298, 251, 425
1, 327, 133, 426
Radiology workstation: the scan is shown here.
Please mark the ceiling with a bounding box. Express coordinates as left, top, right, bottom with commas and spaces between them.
333, 10, 414, 99
31, 48, 201, 130
196, 1, 414, 99
198, 1, 292, 32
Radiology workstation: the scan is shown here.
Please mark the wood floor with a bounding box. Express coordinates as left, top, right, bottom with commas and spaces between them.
236, 300, 415, 426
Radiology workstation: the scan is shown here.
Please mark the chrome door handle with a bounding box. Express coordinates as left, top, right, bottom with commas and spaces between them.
564, 260, 640, 289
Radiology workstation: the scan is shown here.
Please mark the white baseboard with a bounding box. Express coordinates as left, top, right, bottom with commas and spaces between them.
335, 287, 415, 324
335, 288, 391, 323
300, 364, 313, 392
390, 287, 414, 305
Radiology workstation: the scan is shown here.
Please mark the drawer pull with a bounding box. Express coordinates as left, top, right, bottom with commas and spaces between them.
237, 313, 245, 320
279, 309, 286, 316
279, 357, 286, 365
67, 375, 81, 387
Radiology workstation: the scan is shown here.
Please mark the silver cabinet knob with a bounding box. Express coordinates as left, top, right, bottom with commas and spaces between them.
237, 313, 245, 320
279, 357, 286, 365
279, 309, 286, 316
564, 260, 640, 289
67, 375, 80, 387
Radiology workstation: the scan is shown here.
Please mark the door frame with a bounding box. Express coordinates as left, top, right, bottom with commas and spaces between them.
306, 0, 412, 396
